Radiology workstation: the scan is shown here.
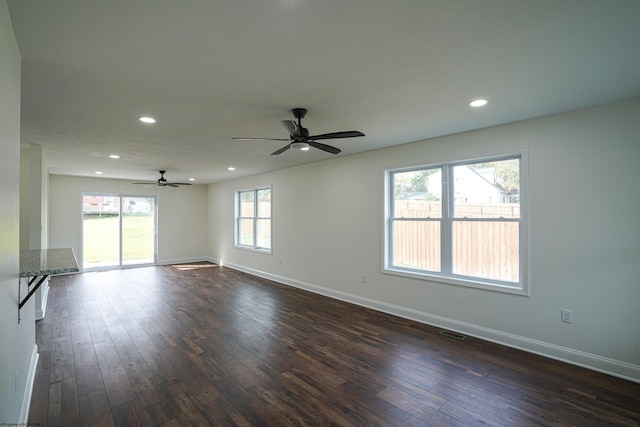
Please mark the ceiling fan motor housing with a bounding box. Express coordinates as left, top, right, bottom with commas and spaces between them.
292, 108, 307, 119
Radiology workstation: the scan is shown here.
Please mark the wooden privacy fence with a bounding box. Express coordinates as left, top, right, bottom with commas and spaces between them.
240, 199, 520, 282
393, 201, 520, 282
394, 201, 520, 219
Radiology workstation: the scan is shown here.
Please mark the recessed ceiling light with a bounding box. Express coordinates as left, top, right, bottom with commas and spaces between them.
138, 116, 156, 124
108, 154, 120, 159
469, 99, 488, 107
188, 178, 195, 182
228, 167, 236, 171
95, 171, 103, 175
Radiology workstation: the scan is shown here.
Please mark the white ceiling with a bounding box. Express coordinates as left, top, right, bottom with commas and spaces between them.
8, 0, 640, 184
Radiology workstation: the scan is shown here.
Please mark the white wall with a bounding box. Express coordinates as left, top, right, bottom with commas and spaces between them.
20, 144, 49, 319
0, 2, 37, 422
48, 175, 208, 267
208, 97, 640, 382
19, 144, 45, 250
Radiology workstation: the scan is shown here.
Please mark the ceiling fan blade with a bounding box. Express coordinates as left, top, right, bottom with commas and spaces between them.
170, 183, 192, 186
308, 141, 341, 155
281, 120, 298, 136
309, 131, 365, 141
232, 137, 290, 141
132, 182, 154, 185
166, 184, 179, 187
271, 144, 291, 155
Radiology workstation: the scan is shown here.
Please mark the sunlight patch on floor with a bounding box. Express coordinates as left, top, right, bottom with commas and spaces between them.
172, 263, 219, 271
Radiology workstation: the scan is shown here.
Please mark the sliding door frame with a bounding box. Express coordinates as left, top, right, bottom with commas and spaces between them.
81, 192, 158, 271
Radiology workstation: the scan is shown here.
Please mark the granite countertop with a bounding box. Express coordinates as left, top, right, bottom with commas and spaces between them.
20, 248, 80, 277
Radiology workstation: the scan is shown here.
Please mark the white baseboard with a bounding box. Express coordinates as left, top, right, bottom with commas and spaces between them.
214, 259, 640, 384
20, 344, 39, 424
158, 257, 209, 266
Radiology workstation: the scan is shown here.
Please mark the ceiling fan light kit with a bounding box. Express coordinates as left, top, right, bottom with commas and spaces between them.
232, 108, 365, 155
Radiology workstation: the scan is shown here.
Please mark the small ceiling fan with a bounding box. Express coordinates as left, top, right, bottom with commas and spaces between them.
132, 170, 191, 187
233, 108, 365, 155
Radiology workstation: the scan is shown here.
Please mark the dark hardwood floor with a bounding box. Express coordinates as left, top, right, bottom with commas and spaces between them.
28, 263, 640, 426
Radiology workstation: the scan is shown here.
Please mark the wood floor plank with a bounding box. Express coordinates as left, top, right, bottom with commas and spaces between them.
138, 317, 178, 350
94, 341, 137, 408
27, 365, 50, 425
122, 357, 163, 408
69, 315, 93, 346
60, 376, 81, 426
50, 336, 75, 383
78, 388, 116, 427
377, 382, 445, 413
108, 322, 143, 361
47, 381, 62, 427
111, 399, 152, 427
336, 380, 423, 426
75, 361, 104, 396
278, 370, 370, 427
28, 263, 640, 426
138, 348, 180, 386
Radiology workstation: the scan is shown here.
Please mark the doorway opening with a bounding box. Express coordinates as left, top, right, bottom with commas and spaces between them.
82, 194, 157, 270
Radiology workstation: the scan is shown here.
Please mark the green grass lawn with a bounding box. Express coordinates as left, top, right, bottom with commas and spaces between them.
83, 214, 154, 266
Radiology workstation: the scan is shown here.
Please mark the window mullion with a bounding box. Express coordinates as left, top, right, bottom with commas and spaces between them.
119, 196, 123, 267
253, 190, 258, 249
441, 165, 452, 275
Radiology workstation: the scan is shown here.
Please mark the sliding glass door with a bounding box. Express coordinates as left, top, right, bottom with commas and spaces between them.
82, 194, 157, 269
121, 196, 156, 265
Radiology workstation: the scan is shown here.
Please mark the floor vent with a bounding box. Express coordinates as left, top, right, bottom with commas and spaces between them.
439, 330, 467, 340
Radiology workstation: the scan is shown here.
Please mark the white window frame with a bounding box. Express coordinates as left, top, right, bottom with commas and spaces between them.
384, 149, 529, 295
235, 186, 272, 253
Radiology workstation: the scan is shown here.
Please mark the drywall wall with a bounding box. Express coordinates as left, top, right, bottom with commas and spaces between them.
19, 146, 30, 249
48, 175, 208, 268
0, 1, 37, 422
20, 144, 49, 319
208, 97, 640, 382
19, 144, 44, 250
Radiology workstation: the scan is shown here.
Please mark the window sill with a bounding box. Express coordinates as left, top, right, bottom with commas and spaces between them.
382, 267, 529, 296
235, 245, 272, 255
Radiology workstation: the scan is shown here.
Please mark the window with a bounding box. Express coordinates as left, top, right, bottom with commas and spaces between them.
385, 151, 528, 294
236, 187, 272, 252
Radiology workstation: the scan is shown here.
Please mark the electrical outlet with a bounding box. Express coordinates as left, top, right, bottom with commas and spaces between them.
561, 309, 573, 323
279, 259, 283, 266
362, 274, 368, 283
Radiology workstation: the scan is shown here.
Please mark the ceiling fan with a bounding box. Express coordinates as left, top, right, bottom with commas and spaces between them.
132, 170, 191, 187
233, 108, 365, 155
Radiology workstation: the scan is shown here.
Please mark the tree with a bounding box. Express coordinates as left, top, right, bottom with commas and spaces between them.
477, 159, 519, 194
411, 171, 427, 192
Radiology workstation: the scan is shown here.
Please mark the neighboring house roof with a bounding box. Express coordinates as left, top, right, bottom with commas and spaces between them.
426, 166, 514, 204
